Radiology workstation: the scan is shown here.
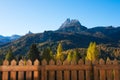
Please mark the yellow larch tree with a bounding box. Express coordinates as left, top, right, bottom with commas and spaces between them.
86, 42, 99, 61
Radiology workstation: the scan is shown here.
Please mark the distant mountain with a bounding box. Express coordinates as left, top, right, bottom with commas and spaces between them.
9, 35, 21, 40
0, 35, 21, 46
0, 35, 4, 38
0, 19, 120, 58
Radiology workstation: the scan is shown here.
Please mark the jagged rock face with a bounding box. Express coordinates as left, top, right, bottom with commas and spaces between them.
27, 31, 33, 34
58, 18, 87, 32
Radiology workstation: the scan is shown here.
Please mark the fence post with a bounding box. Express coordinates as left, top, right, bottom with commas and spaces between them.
41, 59, 47, 80
56, 60, 62, 80
26, 60, 32, 80
34, 59, 40, 80
71, 60, 77, 80
2, 60, 9, 80
18, 60, 24, 80
49, 59, 55, 80
10, 60, 17, 80
63, 60, 70, 80
99, 59, 106, 80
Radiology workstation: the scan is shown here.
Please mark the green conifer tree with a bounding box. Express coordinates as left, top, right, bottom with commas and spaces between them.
5, 49, 14, 61
42, 47, 53, 61
27, 44, 40, 61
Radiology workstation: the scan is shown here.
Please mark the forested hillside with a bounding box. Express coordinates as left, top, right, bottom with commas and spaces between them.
0, 19, 120, 62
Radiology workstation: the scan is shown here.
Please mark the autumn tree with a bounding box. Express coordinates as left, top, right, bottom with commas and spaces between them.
67, 50, 78, 62
55, 42, 64, 61
86, 42, 99, 61
5, 49, 14, 61
72, 50, 78, 61
27, 44, 40, 61
66, 50, 73, 62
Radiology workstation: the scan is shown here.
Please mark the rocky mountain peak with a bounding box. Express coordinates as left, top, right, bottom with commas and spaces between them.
27, 31, 33, 35
58, 18, 87, 32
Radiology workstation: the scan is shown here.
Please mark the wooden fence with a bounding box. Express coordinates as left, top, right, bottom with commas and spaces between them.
0, 59, 120, 80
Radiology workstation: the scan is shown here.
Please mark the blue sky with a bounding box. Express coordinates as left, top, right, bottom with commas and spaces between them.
0, 0, 120, 36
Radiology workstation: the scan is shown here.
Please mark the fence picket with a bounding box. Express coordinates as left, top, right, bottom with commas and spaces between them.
78, 59, 84, 80
85, 60, 91, 80
41, 59, 47, 80
93, 60, 99, 80
49, 60, 55, 80
71, 60, 77, 80
34, 59, 40, 80
113, 59, 119, 80
10, 60, 17, 80
63, 60, 70, 80
99, 59, 106, 80
18, 60, 24, 80
26, 60, 32, 80
1, 59, 120, 80
2, 60, 9, 80
0, 72, 1, 80
56, 60, 62, 80
106, 59, 113, 80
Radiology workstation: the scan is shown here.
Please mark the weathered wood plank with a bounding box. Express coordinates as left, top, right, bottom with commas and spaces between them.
85, 60, 91, 80
93, 60, 99, 80
71, 60, 77, 80
0, 72, 2, 80
18, 60, 24, 80
113, 59, 119, 80
34, 59, 40, 80
26, 60, 32, 80
56, 60, 62, 80
10, 60, 17, 80
0, 65, 92, 71
78, 59, 84, 80
2, 60, 9, 80
41, 59, 47, 80
0, 66, 41, 71
106, 59, 113, 80
49, 60, 55, 80
63, 60, 70, 80
45, 65, 92, 70
93, 65, 120, 69
99, 59, 106, 80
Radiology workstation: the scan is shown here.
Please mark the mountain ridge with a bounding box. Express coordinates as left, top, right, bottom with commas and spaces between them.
0, 19, 120, 58
0, 35, 21, 46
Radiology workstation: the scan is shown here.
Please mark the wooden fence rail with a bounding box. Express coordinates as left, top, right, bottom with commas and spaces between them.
0, 59, 120, 80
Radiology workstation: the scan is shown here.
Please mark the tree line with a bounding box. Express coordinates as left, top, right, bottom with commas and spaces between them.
3, 41, 99, 64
